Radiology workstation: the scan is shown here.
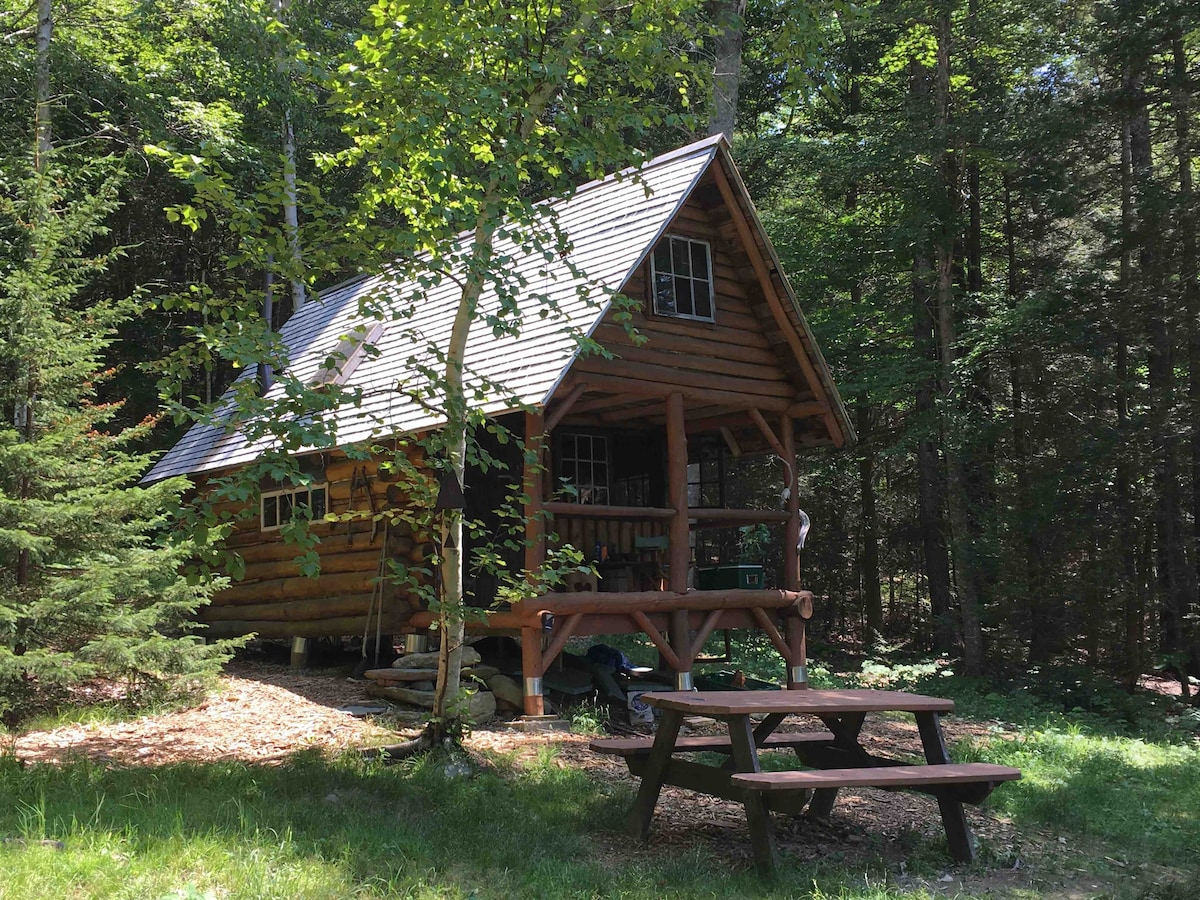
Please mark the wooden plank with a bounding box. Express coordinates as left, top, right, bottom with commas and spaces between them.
601, 343, 792, 384
730, 763, 1022, 792
573, 357, 795, 400
612, 311, 775, 351
590, 731, 835, 757
646, 689, 956, 716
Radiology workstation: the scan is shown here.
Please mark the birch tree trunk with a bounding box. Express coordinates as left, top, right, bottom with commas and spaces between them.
706, 0, 746, 142
272, 0, 305, 312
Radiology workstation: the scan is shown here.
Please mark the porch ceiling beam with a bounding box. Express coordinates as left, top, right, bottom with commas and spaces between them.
565, 373, 793, 413
544, 382, 588, 432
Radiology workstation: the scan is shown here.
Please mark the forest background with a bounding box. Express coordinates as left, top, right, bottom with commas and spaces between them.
2, 0, 1198, 709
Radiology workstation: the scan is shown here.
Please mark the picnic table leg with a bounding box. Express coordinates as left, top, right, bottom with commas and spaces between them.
916, 711, 975, 862
807, 713, 866, 819
727, 714, 779, 873
720, 713, 788, 772
625, 708, 683, 841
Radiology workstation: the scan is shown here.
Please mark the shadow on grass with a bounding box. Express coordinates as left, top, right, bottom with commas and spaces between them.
0, 749, 905, 900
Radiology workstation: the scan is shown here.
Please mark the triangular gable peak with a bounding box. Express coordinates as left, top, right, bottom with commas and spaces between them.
557, 146, 851, 452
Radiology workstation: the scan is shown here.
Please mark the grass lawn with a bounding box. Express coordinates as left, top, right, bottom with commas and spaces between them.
2, 645, 1198, 899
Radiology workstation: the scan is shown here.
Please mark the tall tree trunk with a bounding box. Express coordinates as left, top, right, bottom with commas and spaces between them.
930, 5, 984, 674
858, 399, 883, 640
1004, 173, 1050, 662
1172, 26, 1200, 687
1131, 63, 1192, 698
910, 56, 956, 655
706, 0, 746, 142
18, 0, 53, 594
1116, 91, 1142, 689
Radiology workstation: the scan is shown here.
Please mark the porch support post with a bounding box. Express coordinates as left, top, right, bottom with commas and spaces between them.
666, 392, 693, 689
523, 410, 546, 577
782, 413, 800, 592
782, 413, 807, 688
522, 411, 547, 717
521, 624, 545, 716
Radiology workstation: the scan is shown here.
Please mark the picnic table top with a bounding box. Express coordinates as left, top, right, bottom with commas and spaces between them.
644, 688, 955, 716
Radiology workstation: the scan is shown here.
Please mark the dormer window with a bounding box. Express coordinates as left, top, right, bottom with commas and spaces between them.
310, 320, 386, 388
650, 235, 714, 321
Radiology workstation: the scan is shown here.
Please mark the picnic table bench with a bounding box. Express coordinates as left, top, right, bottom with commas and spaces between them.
590, 688, 1020, 872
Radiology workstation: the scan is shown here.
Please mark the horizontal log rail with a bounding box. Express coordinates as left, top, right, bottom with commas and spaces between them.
515, 588, 809, 619
689, 508, 791, 526
543, 502, 675, 520
544, 503, 792, 526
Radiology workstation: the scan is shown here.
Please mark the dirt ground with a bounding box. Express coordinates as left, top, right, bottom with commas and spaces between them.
9, 659, 1130, 898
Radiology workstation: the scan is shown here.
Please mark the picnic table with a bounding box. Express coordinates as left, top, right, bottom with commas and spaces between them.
591, 689, 1020, 872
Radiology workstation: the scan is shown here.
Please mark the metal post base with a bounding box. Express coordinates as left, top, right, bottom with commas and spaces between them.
403, 634, 429, 654
675, 671, 694, 691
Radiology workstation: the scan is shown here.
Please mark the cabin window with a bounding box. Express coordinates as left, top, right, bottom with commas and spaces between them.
650, 235, 714, 321
557, 432, 610, 505
261, 484, 328, 531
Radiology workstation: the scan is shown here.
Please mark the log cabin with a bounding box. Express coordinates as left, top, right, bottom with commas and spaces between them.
145, 135, 854, 717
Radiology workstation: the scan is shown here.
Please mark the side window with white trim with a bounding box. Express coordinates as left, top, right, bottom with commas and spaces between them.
261, 484, 328, 531
650, 235, 714, 321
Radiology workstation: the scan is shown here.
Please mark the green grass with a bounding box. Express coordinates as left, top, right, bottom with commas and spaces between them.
5, 641, 1200, 899
0, 747, 959, 900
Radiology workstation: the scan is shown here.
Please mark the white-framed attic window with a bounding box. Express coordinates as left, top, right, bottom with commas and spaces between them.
309, 320, 387, 387
650, 235, 714, 321
261, 484, 328, 532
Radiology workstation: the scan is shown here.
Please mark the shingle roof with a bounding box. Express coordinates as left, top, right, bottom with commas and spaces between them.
145, 135, 726, 483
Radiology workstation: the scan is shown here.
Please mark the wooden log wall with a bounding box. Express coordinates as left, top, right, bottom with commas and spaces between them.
200, 448, 434, 640
572, 185, 812, 412
551, 515, 669, 563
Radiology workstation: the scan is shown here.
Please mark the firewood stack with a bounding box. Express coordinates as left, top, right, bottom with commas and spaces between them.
362, 646, 515, 723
